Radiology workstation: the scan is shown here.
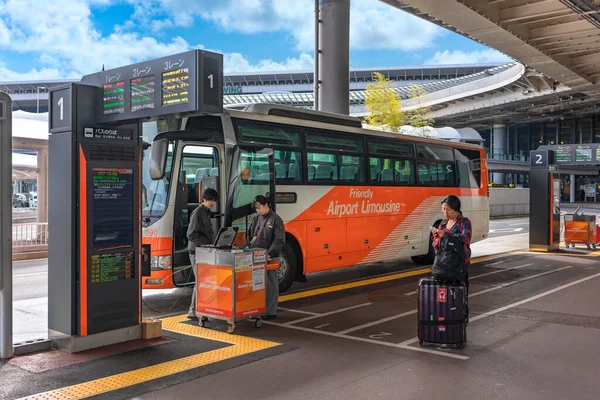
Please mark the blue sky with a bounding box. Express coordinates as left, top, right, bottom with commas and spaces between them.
0, 0, 511, 81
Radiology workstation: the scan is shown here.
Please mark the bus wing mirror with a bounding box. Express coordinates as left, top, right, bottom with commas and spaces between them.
149, 139, 168, 180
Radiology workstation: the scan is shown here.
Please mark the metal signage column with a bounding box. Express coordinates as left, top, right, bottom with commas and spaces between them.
0, 93, 13, 359
47, 49, 223, 352
529, 149, 560, 252
48, 83, 142, 352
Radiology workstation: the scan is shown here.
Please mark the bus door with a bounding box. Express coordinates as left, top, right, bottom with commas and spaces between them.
172, 143, 221, 286
226, 146, 276, 247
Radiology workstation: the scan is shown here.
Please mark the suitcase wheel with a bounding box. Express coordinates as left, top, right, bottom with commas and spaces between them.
419, 340, 424, 347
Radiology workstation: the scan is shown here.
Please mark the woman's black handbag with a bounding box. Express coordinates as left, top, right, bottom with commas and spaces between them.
432, 235, 465, 281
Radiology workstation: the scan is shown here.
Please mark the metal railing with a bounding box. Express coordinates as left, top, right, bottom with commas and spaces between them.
487, 152, 529, 162
12, 223, 48, 248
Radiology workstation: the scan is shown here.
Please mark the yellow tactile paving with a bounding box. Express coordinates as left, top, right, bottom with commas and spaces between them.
20, 315, 280, 400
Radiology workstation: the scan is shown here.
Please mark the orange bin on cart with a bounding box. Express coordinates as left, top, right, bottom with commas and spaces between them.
564, 211, 597, 249
195, 247, 274, 333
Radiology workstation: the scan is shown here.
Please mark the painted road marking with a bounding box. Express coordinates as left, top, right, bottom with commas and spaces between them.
280, 252, 522, 303
21, 315, 281, 400
339, 264, 567, 335
285, 303, 372, 326
403, 263, 533, 295
278, 307, 322, 316
264, 320, 470, 361
398, 270, 600, 347
268, 267, 600, 361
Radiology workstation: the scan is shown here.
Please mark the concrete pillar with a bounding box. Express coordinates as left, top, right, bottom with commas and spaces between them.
36, 148, 48, 222
317, 0, 350, 115
492, 124, 506, 184
570, 174, 575, 203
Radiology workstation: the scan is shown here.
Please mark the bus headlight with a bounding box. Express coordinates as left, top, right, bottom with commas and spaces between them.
150, 255, 172, 270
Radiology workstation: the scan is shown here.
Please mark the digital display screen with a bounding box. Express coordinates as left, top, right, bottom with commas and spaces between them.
576, 147, 592, 162
162, 68, 190, 106
91, 252, 135, 283
92, 168, 134, 251
130, 76, 155, 112
555, 147, 572, 162
596, 148, 600, 161
276, 192, 297, 204
103, 81, 125, 115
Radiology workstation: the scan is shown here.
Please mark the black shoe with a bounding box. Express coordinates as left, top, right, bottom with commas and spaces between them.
187, 315, 198, 321
263, 315, 277, 320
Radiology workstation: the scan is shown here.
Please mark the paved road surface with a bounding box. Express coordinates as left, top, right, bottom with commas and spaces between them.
8, 216, 536, 343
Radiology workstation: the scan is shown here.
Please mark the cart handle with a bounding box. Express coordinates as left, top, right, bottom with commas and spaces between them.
267, 260, 280, 271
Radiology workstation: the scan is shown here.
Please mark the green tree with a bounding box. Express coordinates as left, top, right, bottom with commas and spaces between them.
364, 72, 405, 133
405, 84, 435, 136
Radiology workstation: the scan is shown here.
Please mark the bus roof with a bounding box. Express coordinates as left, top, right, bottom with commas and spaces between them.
224, 104, 484, 151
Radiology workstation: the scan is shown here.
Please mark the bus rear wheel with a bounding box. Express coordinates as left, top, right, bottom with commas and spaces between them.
278, 242, 297, 293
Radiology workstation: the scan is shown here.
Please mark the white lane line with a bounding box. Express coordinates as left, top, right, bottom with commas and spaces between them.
469, 263, 532, 279
264, 321, 469, 360
469, 271, 600, 322
315, 323, 330, 329
285, 303, 372, 326
470, 265, 571, 297
337, 309, 418, 335
398, 269, 600, 347
14, 272, 47, 277
402, 263, 532, 296
344, 264, 567, 335
278, 307, 321, 316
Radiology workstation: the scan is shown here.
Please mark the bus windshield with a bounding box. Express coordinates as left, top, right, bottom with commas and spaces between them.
142, 119, 178, 218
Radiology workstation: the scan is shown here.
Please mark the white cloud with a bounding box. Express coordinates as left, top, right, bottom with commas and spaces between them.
0, 65, 66, 81
0, 19, 10, 45
224, 52, 314, 73
350, 0, 442, 51
147, 0, 443, 52
426, 49, 512, 65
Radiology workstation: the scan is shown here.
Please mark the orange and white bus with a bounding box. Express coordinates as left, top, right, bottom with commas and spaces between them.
142, 104, 489, 292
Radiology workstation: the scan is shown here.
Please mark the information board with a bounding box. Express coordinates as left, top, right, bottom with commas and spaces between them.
102, 81, 125, 115
130, 76, 155, 112
90, 252, 135, 284
80, 49, 223, 122
92, 168, 134, 251
162, 68, 190, 106
576, 146, 593, 162
555, 146, 572, 163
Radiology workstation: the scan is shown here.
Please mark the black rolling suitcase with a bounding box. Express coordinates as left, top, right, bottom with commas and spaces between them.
417, 277, 466, 348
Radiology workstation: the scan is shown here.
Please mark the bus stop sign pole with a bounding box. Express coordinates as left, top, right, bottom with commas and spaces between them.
0, 93, 13, 359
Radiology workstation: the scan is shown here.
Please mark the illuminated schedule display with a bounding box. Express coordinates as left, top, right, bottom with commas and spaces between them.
92, 168, 134, 251
576, 146, 593, 162
78, 49, 223, 123
555, 147, 572, 163
103, 81, 125, 115
91, 252, 135, 284
130, 76, 155, 112
162, 68, 190, 106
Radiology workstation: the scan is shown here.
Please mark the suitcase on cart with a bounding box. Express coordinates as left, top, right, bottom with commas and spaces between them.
417, 277, 467, 349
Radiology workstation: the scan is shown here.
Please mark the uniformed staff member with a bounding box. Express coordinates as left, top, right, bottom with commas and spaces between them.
186, 187, 219, 320
247, 195, 285, 319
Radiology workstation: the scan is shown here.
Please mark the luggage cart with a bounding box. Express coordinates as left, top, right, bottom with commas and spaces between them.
564, 208, 597, 249
194, 247, 279, 334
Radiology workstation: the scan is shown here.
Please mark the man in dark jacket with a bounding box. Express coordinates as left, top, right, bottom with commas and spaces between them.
186, 188, 218, 319
247, 195, 285, 319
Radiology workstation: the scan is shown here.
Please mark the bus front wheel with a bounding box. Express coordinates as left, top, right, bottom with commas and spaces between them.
278, 242, 297, 293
